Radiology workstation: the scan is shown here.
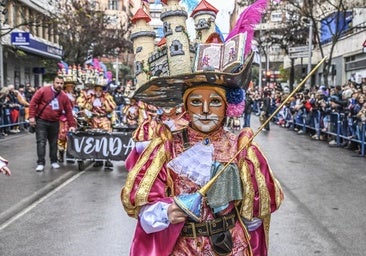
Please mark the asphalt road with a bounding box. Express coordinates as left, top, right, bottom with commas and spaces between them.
0, 117, 365, 256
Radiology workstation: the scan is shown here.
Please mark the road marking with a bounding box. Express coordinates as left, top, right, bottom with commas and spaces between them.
0, 171, 85, 231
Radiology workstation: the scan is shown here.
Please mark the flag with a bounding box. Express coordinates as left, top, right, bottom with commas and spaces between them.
225, 0, 268, 56
215, 25, 225, 42
181, 0, 199, 13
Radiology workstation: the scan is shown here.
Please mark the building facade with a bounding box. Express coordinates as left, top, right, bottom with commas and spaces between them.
0, 0, 63, 87
231, 0, 366, 89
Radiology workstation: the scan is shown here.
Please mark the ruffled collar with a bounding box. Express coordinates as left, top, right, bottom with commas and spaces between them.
184, 126, 238, 163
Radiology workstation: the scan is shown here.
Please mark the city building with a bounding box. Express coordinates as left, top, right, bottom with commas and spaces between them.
231, 0, 366, 89
0, 0, 62, 87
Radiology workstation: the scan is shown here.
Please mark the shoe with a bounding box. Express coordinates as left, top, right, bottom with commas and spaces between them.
36, 165, 45, 172
297, 130, 305, 135
105, 160, 113, 168
51, 162, 60, 169
262, 128, 268, 131
311, 134, 319, 140
328, 140, 337, 146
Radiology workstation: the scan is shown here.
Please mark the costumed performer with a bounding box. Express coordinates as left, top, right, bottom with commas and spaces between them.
57, 80, 77, 163
0, 156, 11, 176
78, 82, 116, 169
121, 52, 283, 255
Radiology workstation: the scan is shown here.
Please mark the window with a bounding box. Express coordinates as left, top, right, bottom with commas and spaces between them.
108, 0, 118, 10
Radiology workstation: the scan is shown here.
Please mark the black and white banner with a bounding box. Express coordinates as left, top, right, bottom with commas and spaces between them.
67, 131, 134, 161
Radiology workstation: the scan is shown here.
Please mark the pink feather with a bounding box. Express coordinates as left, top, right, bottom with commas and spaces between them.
225, 0, 269, 55
226, 101, 245, 117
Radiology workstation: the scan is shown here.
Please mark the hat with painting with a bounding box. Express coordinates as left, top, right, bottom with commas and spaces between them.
129, 0, 267, 108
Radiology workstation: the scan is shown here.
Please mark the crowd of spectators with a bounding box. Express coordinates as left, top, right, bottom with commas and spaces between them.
0, 83, 35, 139
2, 79, 366, 157
246, 79, 366, 156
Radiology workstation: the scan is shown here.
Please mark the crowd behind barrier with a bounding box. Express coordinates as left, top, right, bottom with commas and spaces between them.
248, 80, 366, 157
1, 80, 366, 158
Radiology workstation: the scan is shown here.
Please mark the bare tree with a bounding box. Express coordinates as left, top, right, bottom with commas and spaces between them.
53, 0, 133, 65
285, 0, 364, 87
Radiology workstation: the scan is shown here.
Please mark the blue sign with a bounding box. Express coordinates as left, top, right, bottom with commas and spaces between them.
320, 11, 352, 45
11, 32, 30, 46
18, 37, 63, 60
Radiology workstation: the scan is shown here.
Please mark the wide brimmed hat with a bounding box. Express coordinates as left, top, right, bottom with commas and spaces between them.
133, 52, 253, 108
63, 80, 76, 88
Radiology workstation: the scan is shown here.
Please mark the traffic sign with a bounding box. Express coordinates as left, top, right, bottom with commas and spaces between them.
289, 45, 309, 53
289, 51, 310, 59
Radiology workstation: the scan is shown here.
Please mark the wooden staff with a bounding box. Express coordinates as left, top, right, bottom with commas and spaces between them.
199, 56, 328, 195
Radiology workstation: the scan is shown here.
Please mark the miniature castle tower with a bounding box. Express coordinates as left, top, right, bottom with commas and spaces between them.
160, 0, 191, 75
191, 0, 219, 43
130, 0, 222, 88
130, 8, 156, 89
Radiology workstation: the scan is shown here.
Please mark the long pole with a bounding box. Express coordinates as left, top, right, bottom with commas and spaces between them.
199, 56, 328, 196
306, 19, 313, 89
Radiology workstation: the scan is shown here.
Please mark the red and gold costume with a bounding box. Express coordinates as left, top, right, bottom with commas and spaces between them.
122, 125, 283, 255
57, 83, 76, 159
122, 99, 141, 127
78, 86, 116, 132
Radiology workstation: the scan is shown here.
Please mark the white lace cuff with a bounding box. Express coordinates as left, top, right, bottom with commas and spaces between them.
139, 202, 170, 234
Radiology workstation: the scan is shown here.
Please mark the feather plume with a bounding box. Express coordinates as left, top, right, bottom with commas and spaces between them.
225, 0, 269, 55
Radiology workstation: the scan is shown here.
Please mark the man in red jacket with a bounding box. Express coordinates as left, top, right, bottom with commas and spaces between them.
28, 76, 76, 172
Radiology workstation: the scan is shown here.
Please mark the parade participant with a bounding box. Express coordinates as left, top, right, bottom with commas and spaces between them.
122, 97, 140, 128
124, 105, 188, 172
0, 156, 11, 176
78, 82, 116, 168
112, 85, 126, 124
57, 80, 77, 163
121, 1, 283, 254
28, 76, 76, 172
121, 55, 284, 255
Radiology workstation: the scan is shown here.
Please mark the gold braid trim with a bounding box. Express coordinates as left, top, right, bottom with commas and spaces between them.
135, 143, 167, 206
76, 92, 87, 109
121, 137, 163, 217
239, 157, 254, 220
104, 93, 116, 112
255, 146, 284, 210
262, 215, 271, 250
248, 146, 271, 218
237, 128, 255, 219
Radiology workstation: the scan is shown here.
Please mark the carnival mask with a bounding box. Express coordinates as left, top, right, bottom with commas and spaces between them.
186, 87, 226, 133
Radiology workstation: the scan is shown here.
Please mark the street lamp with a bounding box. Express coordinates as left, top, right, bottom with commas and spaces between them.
0, 3, 5, 87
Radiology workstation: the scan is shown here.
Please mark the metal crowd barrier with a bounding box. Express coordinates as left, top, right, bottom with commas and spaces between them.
295, 110, 365, 157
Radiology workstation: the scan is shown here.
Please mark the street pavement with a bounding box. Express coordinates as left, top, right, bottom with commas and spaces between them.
0, 117, 366, 256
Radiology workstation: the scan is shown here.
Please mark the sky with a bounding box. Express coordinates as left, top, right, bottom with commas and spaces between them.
180, 0, 236, 39
206, 0, 235, 36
